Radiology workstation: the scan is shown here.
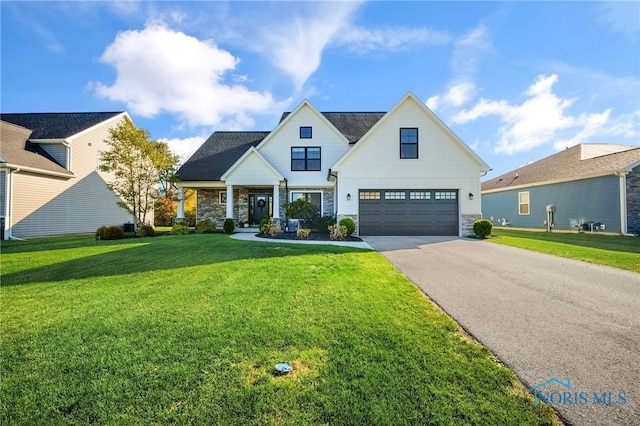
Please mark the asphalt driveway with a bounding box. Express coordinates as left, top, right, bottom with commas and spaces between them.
363, 236, 640, 426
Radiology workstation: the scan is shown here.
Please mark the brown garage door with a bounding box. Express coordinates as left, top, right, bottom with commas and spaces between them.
359, 189, 458, 236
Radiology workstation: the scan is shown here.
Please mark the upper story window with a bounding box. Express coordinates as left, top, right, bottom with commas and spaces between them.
400, 128, 418, 159
300, 126, 312, 139
291, 147, 321, 171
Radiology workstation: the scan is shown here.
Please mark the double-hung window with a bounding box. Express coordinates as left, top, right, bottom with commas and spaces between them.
400, 128, 418, 159
291, 147, 321, 171
518, 191, 530, 215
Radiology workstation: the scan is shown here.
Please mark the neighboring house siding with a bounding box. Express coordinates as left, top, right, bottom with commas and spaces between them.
11, 171, 131, 238
258, 105, 347, 187
39, 144, 69, 169
627, 165, 640, 235
337, 98, 482, 218
483, 175, 621, 232
0, 170, 6, 217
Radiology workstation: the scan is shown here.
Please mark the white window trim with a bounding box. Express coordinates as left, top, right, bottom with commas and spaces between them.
518, 191, 530, 215
290, 190, 323, 215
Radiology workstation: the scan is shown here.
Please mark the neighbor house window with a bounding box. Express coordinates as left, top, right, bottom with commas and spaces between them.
291, 147, 321, 171
400, 128, 418, 159
519, 191, 530, 215
300, 126, 312, 139
219, 191, 227, 204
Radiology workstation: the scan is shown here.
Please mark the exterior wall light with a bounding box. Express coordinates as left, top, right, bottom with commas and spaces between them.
347, 193, 351, 200
468, 193, 474, 200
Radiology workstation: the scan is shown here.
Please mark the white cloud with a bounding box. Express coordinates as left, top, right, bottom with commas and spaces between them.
425, 25, 490, 111
597, 1, 640, 43
255, 2, 362, 91
453, 74, 622, 155
160, 136, 206, 164
92, 23, 288, 128
338, 25, 450, 53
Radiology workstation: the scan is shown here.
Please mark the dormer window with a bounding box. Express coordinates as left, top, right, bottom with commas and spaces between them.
300, 126, 312, 139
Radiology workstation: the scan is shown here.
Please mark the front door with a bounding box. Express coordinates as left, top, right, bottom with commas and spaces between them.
250, 194, 271, 225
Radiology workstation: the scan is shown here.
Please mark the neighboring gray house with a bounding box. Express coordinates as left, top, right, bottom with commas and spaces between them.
176, 92, 491, 236
0, 112, 133, 239
481, 144, 640, 235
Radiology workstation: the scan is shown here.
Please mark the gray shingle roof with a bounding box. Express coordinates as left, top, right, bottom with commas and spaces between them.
177, 131, 270, 181
482, 144, 640, 192
280, 112, 385, 143
0, 112, 123, 139
0, 120, 73, 175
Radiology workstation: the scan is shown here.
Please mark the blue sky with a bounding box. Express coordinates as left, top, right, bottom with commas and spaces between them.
2, 1, 639, 178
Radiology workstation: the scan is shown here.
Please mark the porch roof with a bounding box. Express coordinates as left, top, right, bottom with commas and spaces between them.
177, 131, 269, 181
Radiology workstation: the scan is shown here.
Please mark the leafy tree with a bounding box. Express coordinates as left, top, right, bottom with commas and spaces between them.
100, 118, 179, 230
283, 198, 318, 230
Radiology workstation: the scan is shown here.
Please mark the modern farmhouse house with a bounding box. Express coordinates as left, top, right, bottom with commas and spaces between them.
0, 112, 133, 239
176, 92, 491, 236
481, 144, 640, 235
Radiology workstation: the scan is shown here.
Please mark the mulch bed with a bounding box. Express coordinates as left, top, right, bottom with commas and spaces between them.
256, 232, 362, 242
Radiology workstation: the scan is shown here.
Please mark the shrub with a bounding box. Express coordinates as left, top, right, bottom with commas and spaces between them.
296, 228, 311, 239
223, 218, 235, 234
139, 224, 155, 237
338, 217, 356, 237
96, 225, 125, 240
328, 224, 347, 241
259, 218, 270, 233
262, 223, 282, 237
170, 223, 191, 235
473, 219, 493, 239
196, 220, 216, 234
313, 215, 335, 233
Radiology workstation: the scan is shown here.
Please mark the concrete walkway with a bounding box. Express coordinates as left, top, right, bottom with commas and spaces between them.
363, 236, 640, 426
230, 231, 374, 250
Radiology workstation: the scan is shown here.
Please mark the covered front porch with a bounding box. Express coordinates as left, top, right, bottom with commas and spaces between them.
176, 184, 284, 228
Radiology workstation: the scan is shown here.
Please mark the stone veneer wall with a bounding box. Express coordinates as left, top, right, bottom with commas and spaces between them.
462, 214, 481, 237
627, 165, 640, 235
197, 188, 249, 227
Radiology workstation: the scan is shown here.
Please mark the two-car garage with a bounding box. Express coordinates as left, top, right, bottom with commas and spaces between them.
358, 189, 459, 236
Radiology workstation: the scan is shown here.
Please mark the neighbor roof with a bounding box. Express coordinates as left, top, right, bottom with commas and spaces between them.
177, 131, 270, 181
280, 112, 386, 143
0, 120, 73, 175
0, 112, 123, 139
482, 144, 640, 192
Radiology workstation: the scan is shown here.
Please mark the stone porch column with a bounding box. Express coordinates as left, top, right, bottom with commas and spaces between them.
226, 184, 234, 219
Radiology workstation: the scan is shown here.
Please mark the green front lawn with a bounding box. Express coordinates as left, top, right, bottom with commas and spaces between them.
1, 235, 557, 425
489, 229, 640, 273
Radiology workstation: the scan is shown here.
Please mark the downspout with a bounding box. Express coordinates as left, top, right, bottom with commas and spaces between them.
617, 170, 628, 235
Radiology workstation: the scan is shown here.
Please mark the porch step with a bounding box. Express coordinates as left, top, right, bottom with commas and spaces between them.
234, 226, 260, 233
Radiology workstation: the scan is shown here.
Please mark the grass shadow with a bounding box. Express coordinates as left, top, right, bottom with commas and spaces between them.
1, 234, 368, 287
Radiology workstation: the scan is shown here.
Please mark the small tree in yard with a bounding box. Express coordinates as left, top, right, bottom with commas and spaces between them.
283, 198, 318, 231
100, 119, 179, 232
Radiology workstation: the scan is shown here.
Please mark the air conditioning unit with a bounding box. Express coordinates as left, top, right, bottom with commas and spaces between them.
546, 205, 555, 212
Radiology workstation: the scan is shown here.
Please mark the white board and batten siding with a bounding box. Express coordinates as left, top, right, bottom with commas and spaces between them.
11, 117, 132, 238
335, 96, 485, 217
223, 150, 282, 186
258, 104, 347, 188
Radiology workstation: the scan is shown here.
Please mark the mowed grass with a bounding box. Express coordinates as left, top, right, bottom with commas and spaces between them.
1, 235, 558, 425
489, 229, 640, 272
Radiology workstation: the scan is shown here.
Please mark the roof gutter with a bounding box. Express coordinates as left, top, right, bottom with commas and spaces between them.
1, 163, 76, 178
